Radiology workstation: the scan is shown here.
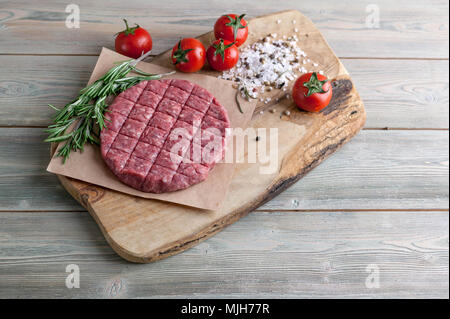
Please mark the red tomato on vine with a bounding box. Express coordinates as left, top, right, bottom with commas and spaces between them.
115, 19, 153, 59
206, 39, 239, 71
214, 14, 248, 47
171, 38, 206, 73
292, 72, 333, 112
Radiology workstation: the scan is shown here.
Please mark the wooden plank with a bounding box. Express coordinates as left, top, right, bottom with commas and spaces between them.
0, 129, 448, 211
346, 59, 449, 129
0, 0, 448, 58
0, 211, 447, 298
0, 55, 96, 126
260, 129, 449, 210
0, 128, 83, 211
1, 56, 448, 128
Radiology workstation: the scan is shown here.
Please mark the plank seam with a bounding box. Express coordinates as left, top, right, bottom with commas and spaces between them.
0, 53, 448, 61
254, 209, 450, 213
0, 209, 448, 213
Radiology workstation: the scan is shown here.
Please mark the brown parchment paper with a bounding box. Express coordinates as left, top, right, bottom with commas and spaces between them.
47, 48, 256, 211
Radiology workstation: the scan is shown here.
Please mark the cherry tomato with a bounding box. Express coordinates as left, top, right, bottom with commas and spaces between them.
171, 38, 206, 73
214, 14, 248, 47
115, 19, 152, 59
207, 39, 239, 71
292, 72, 333, 112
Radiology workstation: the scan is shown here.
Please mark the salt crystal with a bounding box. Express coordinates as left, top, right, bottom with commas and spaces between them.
220, 33, 310, 99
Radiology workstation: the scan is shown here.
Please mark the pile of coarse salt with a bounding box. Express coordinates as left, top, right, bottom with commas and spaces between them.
220, 32, 318, 102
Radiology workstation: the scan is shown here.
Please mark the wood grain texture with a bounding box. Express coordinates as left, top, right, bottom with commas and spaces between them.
0, 129, 448, 211
0, 0, 448, 297
0, 0, 448, 58
0, 56, 96, 126
260, 129, 450, 210
345, 59, 449, 129
1, 57, 447, 128
0, 128, 81, 211
0, 211, 447, 298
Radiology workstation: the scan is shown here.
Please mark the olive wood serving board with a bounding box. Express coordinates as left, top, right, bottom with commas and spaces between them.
53, 10, 366, 263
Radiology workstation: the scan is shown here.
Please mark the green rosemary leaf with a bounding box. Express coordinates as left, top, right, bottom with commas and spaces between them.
130, 66, 156, 76
45, 132, 74, 143
46, 51, 174, 163
48, 104, 60, 111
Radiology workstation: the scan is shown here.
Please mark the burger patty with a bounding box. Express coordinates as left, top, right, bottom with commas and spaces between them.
100, 79, 230, 193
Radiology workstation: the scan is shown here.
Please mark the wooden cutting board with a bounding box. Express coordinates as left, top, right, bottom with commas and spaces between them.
53, 10, 365, 263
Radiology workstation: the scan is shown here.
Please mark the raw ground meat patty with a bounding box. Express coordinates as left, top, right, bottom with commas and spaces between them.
100, 79, 231, 193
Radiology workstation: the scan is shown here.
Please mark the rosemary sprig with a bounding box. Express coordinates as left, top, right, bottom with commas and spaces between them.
235, 85, 257, 113
45, 52, 175, 162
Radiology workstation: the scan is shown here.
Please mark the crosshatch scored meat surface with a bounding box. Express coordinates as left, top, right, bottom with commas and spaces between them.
100, 79, 231, 193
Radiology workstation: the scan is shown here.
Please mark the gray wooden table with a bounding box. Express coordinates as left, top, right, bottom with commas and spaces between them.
0, 0, 448, 298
